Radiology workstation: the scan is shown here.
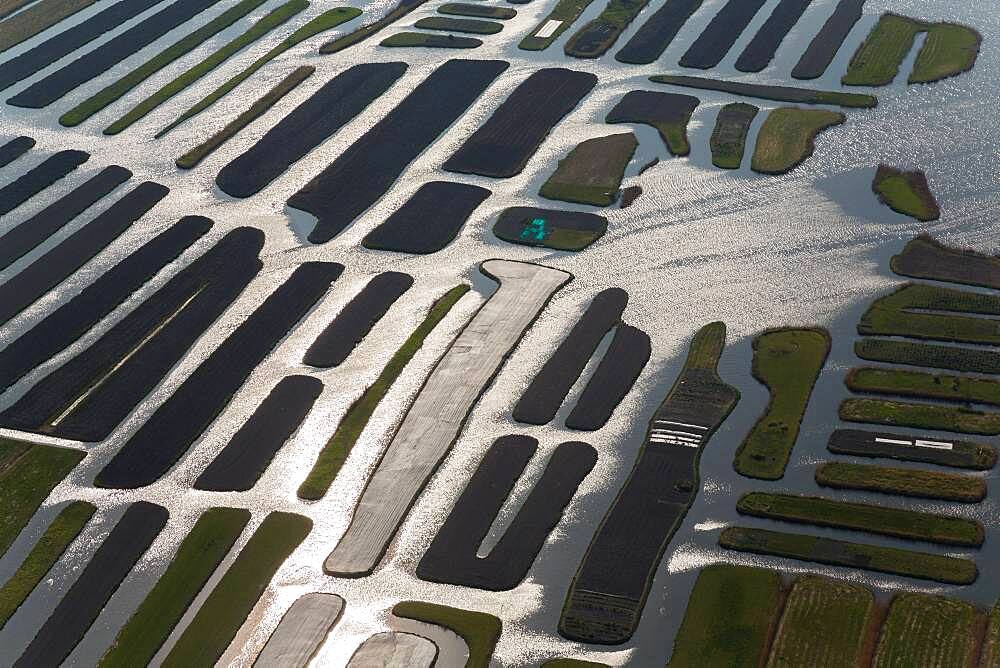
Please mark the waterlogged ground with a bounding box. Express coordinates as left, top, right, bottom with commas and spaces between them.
0, 0, 998, 664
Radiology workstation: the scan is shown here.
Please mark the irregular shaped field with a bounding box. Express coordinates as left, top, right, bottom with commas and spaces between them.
855, 339, 1000, 375
217, 62, 406, 197
0, 0, 98, 54
816, 461, 987, 502
650, 74, 876, 108
289, 59, 508, 243
735, 0, 813, 73
847, 366, 1000, 406
614, 0, 703, 65
827, 428, 997, 470
710, 102, 758, 169
255, 593, 345, 667
417, 436, 596, 590
0, 149, 89, 217
734, 328, 830, 479
890, 234, 1000, 288
873, 594, 979, 667
392, 601, 502, 667
606, 90, 699, 156
0, 135, 34, 168
540, 133, 637, 206
564, 0, 655, 58
751, 108, 845, 175
320, 0, 422, 54
791, 0, 865, 79
561, 323, 739, 644
381, 32, 481, 47
859, 283, 1000, 345
414, 17, 503, 34
719, 526, 978, 584
565, 324, 650, 430
443, 68, 596, 178
840, 397, 1000, 435
679, 0, 767, 69
348, 632, 437, 666
518, 0, 599, 51
324, 261, 570, 576
493, 206, 608, 251
873, 164, 939, 221
362, 182, 490, 253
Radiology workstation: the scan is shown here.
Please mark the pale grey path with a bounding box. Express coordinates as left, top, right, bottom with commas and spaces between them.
252, 593, 345, 668
347, 631, 438, 668
324, 259, 572, 576
390, 614, 470, 668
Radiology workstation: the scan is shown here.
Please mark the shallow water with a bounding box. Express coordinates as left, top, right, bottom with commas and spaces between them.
0, 0, 998, 664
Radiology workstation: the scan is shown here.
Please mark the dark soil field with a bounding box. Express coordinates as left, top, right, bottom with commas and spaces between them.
735, 0, 813, 72
540, 133, 637, 206
217, 62, 406, 197
381, 32, 481, 48
710, 102, 758, 168
493, 206, 607, 251
0, 149, 89, 217
565, 324, 650, 430
304, 272, 413, 367
891, 234, 999, 288
418, 436, 596, 590
439, 3, 515, 19
288, 59, 508, 243
650, 74, 877, 107
563, 0, 655, 59
443, 68, 596, 178
679, 0, 767, 69
827, 428, 997, 470
614, 0, 703, 64
513, 288, 627, 425
0, 136, 33, 168
791, 0, 865, 79
362, 182, 491, 253
414, 16, 503, 34
606, 90, 699, 156
0, 0, 98, 54
194, 377, 323, 491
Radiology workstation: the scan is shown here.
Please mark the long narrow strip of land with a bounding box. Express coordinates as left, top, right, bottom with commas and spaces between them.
253, 593, 345, 666
0, 0, 99, 53
650, 74, 876, 108
0, 149, 89, 216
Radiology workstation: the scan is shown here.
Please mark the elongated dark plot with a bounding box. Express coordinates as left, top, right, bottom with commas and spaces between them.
513, 288, 627, 425
0, 0, 101, 54
8, 0, 225, 108
0, 165, 131, 271
0, 136, 34, 168
362, 181, 490, 254
735, 0, 813, 72
0, 180, 166, 326
566, 324, 650, 431
0, 216, 210, 393
304, 271, 413, 367
493, 206, 607, 251
96, 262, 343, 488
216, 62, 407, 198
288, 59, 509, 243
0, 228, 264, 441
443, 68, 596, 178
828, 428, 996, 471
0, 149, 88, 217
679, 0, 768, 69
13, 502, 167, 668
195, 376, 322, 491
605, 90, 700, 155
417, 436, 596, 590
791, 0, 865, 79
614, 0, 704, 64
0, 0, 165, 92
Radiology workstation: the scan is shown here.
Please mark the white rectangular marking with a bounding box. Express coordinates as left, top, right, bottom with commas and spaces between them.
915, 440, 954, 450
656, 420, 708, 431
650, 437, 699, 448
534, 19, 563, 38
875, 437, 912, 446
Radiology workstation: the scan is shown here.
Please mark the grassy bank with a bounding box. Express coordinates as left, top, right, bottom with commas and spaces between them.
984, 599, 1000, 667
720, 526, 978, 584
737, 492, 983, 545
393, 601, 501, 668
734, 328, 830, 479
0, 501, 94, 629
873, 593, 979, 667
855, 339, 1000, 375
873, 164, 939, 221
666, 564, 782, 667
381, 32, 480, 47
847, 366, 1000, 406
649, 74, 876, 108
319, 0, 418, 54
414, 16, 502, 34
858, 283, 1000, 346
840, 397, 1000, 435
751, 108, 845, 174
298, 285, 469, 500
540, 133, 637, 206
100, 507, 251, 666
816, 461, 986, 502
710, 102, 758, 169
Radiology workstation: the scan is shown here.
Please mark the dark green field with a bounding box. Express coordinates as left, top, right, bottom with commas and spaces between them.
816, 461, 986, 502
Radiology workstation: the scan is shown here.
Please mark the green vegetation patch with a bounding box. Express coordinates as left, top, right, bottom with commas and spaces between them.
666, 564, 782, 668
719, 526, 977, 585
816, 461, 986, 502
519, 0, 598, 50
984, 599, 1000, 668
105, 0, 308, 135
414, 16, 502, 34
539, 133, 637, 206
320, 0, 420, 54
160, 7, 361, 137
0, 501, 94, 629
873, 165, 940, 221
843, 13, 981, 86
710, 102, 758, 169
840, 397, 1000, 435
855, 339, 1000, 376
298, 285, 469, 500
177, 65, 314, 169
734, 328, 830, 479
563, 0, 653, 58
381, 32, 480, 47
100, 507, 251, 667
858, 283, 1000, 346
162, 512, 311, 666
751, 108, 845, 175
439, 3, 515, 19
649, 74, 876, 108
60, 0, 270, 127
738, 492, 983, 546
890, 234, 1000, 290
873, 593, 979, 667
767, 576, 873, 668
847, 366, 1000, 406
393, 601, 501, 668
0, 438, 84, 558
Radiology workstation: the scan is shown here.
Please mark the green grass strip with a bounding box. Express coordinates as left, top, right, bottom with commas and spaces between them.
392, 601, 501, 668
719, 526, 978, 585
414, 16, 503, 34
667, 564, 782, 667
734, 328, 830, 480
519, 0, 598, 50
873, 593, 979, 667
0, 438, 84, 558
840, 397, 1000, 435
161, 511, 311, 667
859, 283, 1000, 346
847, 366, 1000, 406
855, 339, 1000, 375
158, 7, 360, 137
105, 0, 310, 136
298, 284, 469, 500
0, 501, 95, 629
99, 507, 251, 667
983, 598, 1000, 668
541, 660, 608, 668
319, 0, 421, 54
177, 65, 314, 169
738, 492, 984, 546
60, 0, 270, 127
816, 461, 986, 502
